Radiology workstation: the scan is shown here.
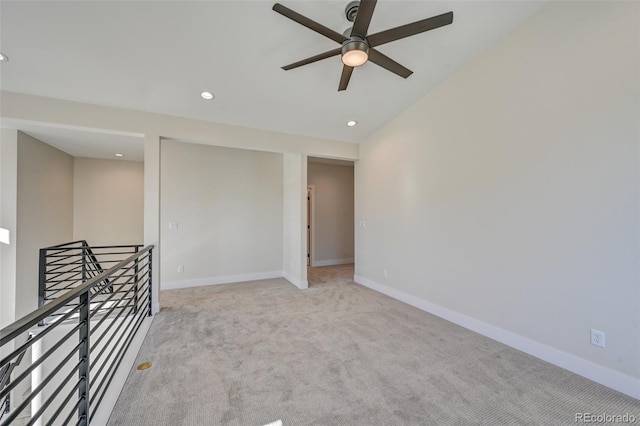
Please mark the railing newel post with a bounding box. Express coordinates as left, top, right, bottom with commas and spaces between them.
148, 248, 153, 317
78, 291, 91, 426
133, 246, 139, 315
81, 242, 88, 283
38, 249, 47, 327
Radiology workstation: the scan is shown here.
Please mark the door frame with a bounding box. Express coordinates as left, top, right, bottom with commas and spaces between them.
307, 185, 315, 267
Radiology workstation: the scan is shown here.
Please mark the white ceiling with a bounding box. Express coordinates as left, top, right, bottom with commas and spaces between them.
0, 0, 546, 159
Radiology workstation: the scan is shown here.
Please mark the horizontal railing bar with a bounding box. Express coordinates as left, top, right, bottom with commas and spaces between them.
45, 261, 84, 274
0, 306, 79, 369
90, 310, 146, 410
28, 360, 82, 426
0, 246, 153, 345
90, 283, 148, 333
90, 281, 138, 332
44, 266, 84, 280
0, 399, 26, 426
91, 308, 144, 388
41, 240, 142, 251
44, 286, 82, 296
44, 379, 82, 426
44, 261, 141, 273
40, 302, 81, 317
90, 288, 149, 370
61, 394, 84, 426
43, 252, 139, 266
0, 323, 83, 400
9, 340, 82, 425
43, 246, 142, 256
77, 244, 142, 250
90, 274, 139, 328
40, 240, 87, 250
89, 284, 148, 356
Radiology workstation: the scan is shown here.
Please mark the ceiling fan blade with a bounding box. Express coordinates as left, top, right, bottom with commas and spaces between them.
338, 65, 354, 91
273, 3, 348, 44
282, 48, 342, 70
366, 11, 453, 47
368, 49, 413, 78
350, 0, 377, 39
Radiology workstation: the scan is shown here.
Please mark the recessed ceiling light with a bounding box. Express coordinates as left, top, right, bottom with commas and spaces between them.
115, 153, 124, 157
0, 52, 8, 62
346, 120, 357, 127
200, 91, 214, 100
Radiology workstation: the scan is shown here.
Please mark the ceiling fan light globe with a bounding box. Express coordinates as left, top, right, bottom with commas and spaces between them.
342, 50, 368, 67
341, 39, 369, 67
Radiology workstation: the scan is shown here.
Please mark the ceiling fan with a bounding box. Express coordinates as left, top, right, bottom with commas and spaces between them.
272, 0, 453, 91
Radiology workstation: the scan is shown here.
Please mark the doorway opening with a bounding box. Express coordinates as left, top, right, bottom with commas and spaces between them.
306, 156, 355, 287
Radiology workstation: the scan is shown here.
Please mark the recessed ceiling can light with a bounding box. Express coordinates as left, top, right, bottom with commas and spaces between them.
346, 120, 357, 127
0, 52, 8, 62
115, 153, 124, 157
200, 91, 214, 100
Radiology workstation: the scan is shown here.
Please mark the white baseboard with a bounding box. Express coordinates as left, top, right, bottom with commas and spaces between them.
93, 314, 155, 425
162, 271, 283, 290
312, 258, 354, 267
283, 271, 308, 289
354, 274, 640, 400
152, 302, 160, 314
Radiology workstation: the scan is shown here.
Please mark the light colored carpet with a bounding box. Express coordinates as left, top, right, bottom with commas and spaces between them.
108, 265, 639, 425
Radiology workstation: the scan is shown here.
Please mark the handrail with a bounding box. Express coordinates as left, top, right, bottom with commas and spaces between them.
42, 240, 144, 250
0, 243, 154, 426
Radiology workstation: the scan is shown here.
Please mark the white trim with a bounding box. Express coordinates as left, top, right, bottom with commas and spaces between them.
314, 258, 354, 267
283, 271, 308, 289
162, 271, 283, 290
354, 275, 640, 400
152, 302, 160, 314
93, 315, 155, 425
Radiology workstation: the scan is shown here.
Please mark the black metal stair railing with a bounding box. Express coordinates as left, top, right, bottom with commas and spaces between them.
39, 240, 144, 310
0, 244, 154, 426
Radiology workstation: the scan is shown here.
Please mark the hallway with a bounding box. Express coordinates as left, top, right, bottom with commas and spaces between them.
306, 264, 354, 288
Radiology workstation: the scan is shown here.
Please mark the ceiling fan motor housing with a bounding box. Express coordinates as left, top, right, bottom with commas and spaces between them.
341, 37, 369, 67
342, 37, 368, 54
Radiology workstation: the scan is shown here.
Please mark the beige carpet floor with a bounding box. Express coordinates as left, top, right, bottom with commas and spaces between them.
108, 265, 639, 425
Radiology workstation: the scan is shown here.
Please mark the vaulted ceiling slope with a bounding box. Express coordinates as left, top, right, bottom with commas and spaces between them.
0, 1, 545, 146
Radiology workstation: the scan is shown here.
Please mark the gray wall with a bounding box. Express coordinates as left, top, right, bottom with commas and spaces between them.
356, 1, 639, 382
16, 132, 74, 318
308, 161, 354, 266
161, 140, 284, 288
73, 157, 144, 245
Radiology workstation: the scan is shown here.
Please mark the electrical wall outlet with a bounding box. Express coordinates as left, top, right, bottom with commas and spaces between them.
383, 269, 388, 278
591, 329, 605, 348
177, 265, 184, 273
